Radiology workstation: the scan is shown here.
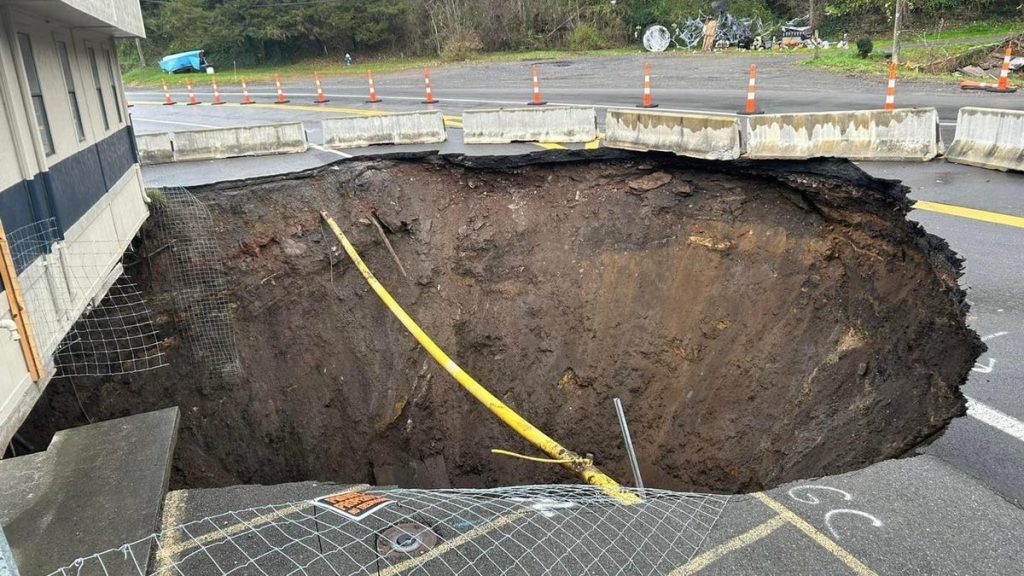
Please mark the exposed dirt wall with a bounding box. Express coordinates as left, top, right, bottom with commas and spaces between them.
20, 152, 983, 494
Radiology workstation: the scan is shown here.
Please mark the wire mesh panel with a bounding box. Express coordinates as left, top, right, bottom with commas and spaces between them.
148, 188, 241, 381
4, 217, 166, 376
52, 276, 167, 376
50, 485, 728, 576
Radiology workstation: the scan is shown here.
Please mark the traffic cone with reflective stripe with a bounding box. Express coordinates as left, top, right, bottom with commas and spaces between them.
185, 79, 201, 106
161, 79, 176, 105
884, 61, 897, 111
313, 72, 329, 104
240, 78, 255, 105
637, 63, 657, 108
366, 71, 382, 103
988, 44, 1018, 93
211, 76, 224, 105
960, 79, 1003, 91
274, 74, 290, 104
528, 64, 546, 106
738, 64, 759, 114
422, 69, 438, 104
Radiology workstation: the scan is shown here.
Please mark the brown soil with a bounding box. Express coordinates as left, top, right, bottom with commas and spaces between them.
20, 152, 983, 494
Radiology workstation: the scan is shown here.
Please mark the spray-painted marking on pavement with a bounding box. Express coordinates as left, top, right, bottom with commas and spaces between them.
668, 515, 787, 575
753, 492, 879, 576
915, 200, 1024, 229
967, 396, 1024, 442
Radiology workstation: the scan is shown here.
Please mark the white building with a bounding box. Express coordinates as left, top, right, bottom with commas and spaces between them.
0, 0, 149, 448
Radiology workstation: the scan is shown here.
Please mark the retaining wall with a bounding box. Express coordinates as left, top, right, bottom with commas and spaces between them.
744, 108, 942, 161
604, 110, 742, 160
462, 107, 597, 144
322, 111, 446, 149
945, 107, 1024, 172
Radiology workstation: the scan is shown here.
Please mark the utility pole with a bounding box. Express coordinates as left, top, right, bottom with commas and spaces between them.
892, 0, 907, 65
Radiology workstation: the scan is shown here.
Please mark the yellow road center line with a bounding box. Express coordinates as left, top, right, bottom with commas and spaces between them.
377, 511, 527, 576
668, 515, 787, 575
753, 492, 879, 576
914, 200, 1024, 229
535, 142, 568, 150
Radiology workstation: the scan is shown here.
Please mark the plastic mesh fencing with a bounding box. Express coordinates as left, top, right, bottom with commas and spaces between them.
50, 485, 728, 576
148, 188, 241, 382
4, 217, 165, 376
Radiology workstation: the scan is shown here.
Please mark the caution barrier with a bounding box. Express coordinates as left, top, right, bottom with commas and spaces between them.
322, 110, 446, 149
945, 107, 1024, 172
603, 109, 741, 160
135, 132, 174, 165
462, 106, 597, 144
744, 108, 942, 161
136, 123, 308, 164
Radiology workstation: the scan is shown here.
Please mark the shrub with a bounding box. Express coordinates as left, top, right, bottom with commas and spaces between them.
441, 32, 484, 61
857, 38, 874, 59
568, 23, 609, 51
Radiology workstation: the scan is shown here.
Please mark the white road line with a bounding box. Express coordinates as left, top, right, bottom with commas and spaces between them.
981, 331, 1009, 341
967, 396, 1024, 442
310, 144, 352, 158
131, 117, 217, 128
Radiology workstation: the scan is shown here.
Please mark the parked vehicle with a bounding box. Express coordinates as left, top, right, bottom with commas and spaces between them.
159, 50, 209, 74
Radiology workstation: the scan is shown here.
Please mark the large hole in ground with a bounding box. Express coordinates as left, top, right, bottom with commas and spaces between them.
19, 153, 983, 494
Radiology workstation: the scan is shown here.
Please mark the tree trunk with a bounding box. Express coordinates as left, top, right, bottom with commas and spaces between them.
892, 0, 907, 65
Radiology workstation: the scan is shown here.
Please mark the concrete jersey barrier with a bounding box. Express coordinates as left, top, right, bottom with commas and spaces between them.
171, 122, 308, 163
603, 109, 742, 160
462, 106, 597, 144
322, 111, 446, 149
945, 107, 1024, 172
135, 132, 174, 165
744, 108, 942, 161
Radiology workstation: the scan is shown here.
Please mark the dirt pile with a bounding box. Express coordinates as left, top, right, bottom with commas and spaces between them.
20, 153, 983, 494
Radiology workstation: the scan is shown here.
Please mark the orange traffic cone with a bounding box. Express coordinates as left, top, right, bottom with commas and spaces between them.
161, 79, 176, 105
366, 71, 382, 103
422, 69, 438, 104
528, 64, 546, 106
884, 61, 897, 111
274, 74, 290, 104
989, 44, 1018, 93
313, 72, 329, 104
240, 78, 255, 105
637, 63, 657, 108
739, 64, 759, 114
211, 76, 224, 105
960, 79, 1003, 91
185, 79, 201, 106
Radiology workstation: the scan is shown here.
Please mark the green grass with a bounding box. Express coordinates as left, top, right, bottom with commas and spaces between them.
803, 21, 1022, 81
122, 48, 641, 88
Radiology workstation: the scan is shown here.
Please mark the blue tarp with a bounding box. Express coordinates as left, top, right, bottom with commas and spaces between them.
159, 50, 207, 73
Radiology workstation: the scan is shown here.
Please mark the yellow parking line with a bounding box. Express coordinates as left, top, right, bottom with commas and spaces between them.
753, 492, 879, 576
914, 200, 1024, 229
668, 515, 787, 575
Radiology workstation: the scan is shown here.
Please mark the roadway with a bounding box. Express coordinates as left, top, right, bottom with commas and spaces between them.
123, 51, 1024, 574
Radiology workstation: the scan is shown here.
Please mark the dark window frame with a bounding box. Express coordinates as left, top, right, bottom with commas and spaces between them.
16, 33, 56, 156
56, 40, 86, 142
87, 46, 110, 131
103, 48, 123, 124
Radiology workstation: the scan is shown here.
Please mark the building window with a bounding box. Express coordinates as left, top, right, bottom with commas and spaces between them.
87, 47, 110, 131
56, 41, 86, 141
16, 33, 55, 155
103, 49, 123, 124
